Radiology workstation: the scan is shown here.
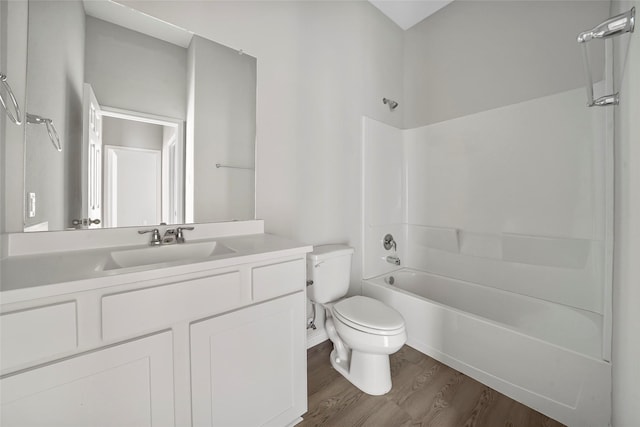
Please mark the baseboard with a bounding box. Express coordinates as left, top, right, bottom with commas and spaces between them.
306, 327, 329, 349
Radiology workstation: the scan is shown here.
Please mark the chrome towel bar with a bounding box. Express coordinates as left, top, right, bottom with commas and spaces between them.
578, 7, 635, 107
216, 163, 254, 170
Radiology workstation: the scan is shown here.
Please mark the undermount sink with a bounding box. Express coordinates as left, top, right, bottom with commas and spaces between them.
101, 241, 235, 271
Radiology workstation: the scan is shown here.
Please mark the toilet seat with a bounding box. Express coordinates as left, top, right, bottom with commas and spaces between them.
333, 296, 405, 336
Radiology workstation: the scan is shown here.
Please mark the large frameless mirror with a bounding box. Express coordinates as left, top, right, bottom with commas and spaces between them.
22, 0, 256, 232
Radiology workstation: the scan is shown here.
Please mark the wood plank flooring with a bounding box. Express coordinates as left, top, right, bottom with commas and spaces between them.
299, 341, 565, 427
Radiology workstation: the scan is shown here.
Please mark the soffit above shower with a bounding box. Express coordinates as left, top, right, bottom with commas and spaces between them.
368, 0, 454, 30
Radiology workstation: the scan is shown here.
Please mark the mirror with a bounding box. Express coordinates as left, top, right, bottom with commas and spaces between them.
22, 0, 256, 232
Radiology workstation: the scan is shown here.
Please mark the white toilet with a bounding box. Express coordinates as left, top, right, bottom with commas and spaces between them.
307, 244, 407, 395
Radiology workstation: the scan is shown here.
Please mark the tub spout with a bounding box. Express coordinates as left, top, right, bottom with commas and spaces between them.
386, 255, 401, 265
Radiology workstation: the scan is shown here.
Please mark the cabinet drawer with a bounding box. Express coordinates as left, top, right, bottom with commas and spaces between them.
102, 271, 242, 341
252, 259, 305, 301
1, 302, 77, 372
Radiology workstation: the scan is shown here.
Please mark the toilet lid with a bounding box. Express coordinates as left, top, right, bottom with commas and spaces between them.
333, 296, 405, 335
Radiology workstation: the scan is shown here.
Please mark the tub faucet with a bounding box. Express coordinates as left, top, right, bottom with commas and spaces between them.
386, 255, 401, 265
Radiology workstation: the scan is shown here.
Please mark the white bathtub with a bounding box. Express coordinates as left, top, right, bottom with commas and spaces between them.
362, 269, 611, 427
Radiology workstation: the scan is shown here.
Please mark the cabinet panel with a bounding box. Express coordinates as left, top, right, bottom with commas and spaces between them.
252, 259, 305, 302
0, 331, 174, 427
102, 270, 242, 340
191, 292, 306, 427
1, 302, 77, 372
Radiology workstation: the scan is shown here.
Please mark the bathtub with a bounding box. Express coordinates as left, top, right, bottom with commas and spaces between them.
362, 268, 610, 427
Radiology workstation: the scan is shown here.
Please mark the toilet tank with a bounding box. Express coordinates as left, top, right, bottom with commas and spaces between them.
306, 245, 355, 304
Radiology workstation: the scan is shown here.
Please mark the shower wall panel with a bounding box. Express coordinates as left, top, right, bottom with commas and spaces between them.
404, 87, 606, 313
362, 117, 405, 279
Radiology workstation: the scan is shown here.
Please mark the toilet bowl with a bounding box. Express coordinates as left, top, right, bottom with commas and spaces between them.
306, 245, 406, 396
325, 296, 407, 395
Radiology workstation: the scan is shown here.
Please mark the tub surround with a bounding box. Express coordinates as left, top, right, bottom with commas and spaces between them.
361, 83, 612, 426
0, 220, 311, 427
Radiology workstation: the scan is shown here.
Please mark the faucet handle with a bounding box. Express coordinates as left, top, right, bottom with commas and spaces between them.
138, 228, 159, 235
138, 228, 162, 245
176, 226, 195, 243
383, 234, 397, 251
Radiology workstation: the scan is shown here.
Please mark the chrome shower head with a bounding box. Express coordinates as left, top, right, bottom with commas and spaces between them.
383, 97, 398, 111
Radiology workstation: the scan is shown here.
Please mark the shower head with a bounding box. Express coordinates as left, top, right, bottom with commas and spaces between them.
383, 97, 398, 111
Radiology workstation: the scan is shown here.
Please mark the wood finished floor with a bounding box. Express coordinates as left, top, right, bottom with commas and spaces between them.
299, 341, 565, 427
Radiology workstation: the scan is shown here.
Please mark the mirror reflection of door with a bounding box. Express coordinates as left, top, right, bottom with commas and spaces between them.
82, 84, 103, 228
104, 145, 161, 228
99, 109, 185, 228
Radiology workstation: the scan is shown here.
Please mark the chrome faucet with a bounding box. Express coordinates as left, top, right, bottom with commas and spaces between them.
386, 255, 401, 265
383, 234, 400, 264
138, 228, 162, 246
162, 228, 178, 244
139, 226, 195, 245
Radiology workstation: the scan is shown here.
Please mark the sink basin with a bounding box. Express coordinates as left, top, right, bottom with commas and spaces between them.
101, 241, 235, 270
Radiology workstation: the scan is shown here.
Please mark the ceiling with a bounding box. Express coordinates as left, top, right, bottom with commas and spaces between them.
368, 0, 454, 30
89, 0, 454, 41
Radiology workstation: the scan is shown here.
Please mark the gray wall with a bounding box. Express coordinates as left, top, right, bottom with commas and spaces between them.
102, 116, 164, 151
611, 1, 640, 425
24, 0, 85, 230
0, 0, 6, 237
84, 16, 187, 120
0, 0, 28, 237
403, 1, 610, 128
189, 35, 256, 222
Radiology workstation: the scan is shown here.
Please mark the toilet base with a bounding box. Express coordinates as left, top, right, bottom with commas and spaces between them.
329, 348, 392, 395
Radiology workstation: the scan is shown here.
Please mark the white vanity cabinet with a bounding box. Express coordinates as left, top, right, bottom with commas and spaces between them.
191, 292, 306, 427
0, 331, 175, 427
0, 247, 309, 427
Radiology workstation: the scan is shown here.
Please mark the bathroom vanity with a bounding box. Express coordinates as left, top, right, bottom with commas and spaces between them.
0, 221, 311, 427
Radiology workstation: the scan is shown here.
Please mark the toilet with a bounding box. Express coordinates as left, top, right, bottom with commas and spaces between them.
307, 244, 407, 395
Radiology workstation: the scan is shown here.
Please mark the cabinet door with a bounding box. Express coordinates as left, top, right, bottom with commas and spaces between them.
0, 331, 174, 427
191, 292, 306, 427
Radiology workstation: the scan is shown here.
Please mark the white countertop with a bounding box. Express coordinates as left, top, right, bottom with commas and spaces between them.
1, 233, 312, 305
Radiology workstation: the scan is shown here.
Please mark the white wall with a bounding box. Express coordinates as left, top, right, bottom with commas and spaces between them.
23, 0, 85, 231
121, 0, 405, 292
84, 16, 187, 120
611, 1, 640, 426
403, 0, 610, 128
102, 117, 164, 151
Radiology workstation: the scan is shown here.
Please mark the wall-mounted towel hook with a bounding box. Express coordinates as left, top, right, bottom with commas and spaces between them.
26, 113, 62, 152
